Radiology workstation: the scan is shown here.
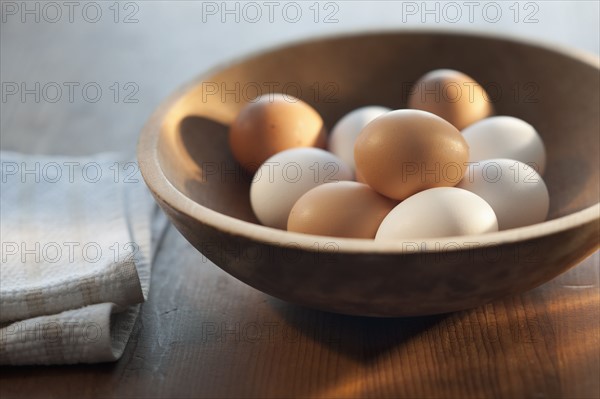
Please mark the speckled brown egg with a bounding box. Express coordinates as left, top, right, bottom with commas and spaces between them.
229, 93, 327, 172
287, 181, 397, 239
354, 109, 469, 201
407, 69, 493, 130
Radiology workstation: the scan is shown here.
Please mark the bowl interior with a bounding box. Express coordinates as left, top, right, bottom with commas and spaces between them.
157, 32, 600, 230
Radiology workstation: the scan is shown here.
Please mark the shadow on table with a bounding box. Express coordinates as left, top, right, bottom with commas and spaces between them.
268, 296, 450, 363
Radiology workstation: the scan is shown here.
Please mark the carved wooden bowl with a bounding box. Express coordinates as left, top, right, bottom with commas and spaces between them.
138, 31, 599, 317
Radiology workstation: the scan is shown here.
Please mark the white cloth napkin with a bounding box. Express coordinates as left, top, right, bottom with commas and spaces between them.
0, 151, 167, 365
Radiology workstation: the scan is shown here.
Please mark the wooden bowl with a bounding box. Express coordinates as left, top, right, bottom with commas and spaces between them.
138, 31, 599, 317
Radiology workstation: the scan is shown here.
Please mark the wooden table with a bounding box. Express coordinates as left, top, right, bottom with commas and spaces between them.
1, 2, 598, 398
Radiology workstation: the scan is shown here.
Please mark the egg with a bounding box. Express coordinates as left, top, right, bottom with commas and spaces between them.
355, 168, 368, 184
461, 116, 547, 174
354, 109, 469, 201
457, 159, 549, 230
407, 69, 493, 130
328, 106, 392, 172
229, 93, 327, 172
250, 148, 353, 229
287, 181, 397, 238
375, 187, 498, 240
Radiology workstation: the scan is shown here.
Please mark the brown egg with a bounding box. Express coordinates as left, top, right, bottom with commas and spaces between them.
229, 93, 327, 172
355, 168, 368, 184
287, 181, 397, 239
354, 109, 469, 201
407, 69, 493, 130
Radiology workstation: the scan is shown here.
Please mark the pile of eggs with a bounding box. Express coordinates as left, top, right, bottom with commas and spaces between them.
228, 69, 549, 240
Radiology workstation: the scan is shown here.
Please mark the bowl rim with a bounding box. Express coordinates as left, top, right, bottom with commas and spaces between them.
138, 29, 600, 254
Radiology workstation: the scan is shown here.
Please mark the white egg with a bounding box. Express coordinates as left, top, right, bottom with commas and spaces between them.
250, 148, 353, 229
375, 187, 498, 240
328, 106, 392, 172
457, 159, 549, 230
462, 116, 547, 174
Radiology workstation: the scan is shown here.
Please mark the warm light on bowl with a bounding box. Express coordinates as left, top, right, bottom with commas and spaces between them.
138, 31, 599, 317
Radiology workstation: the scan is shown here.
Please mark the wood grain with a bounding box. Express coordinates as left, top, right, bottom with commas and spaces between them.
1, 3, 598, 398
1, 231, 598, 398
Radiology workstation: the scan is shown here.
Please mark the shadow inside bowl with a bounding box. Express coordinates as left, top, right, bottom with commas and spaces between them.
179, 116, 258, 224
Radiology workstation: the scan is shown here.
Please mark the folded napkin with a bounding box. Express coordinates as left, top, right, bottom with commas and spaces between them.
0, 151, 167, 365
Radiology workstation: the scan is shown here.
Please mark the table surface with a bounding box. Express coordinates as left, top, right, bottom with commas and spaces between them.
1, 2, 599, 398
